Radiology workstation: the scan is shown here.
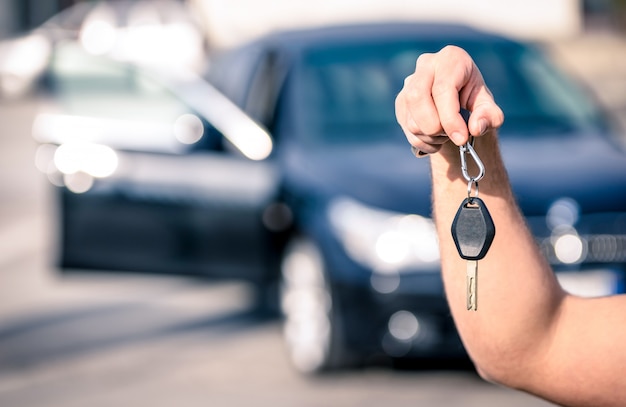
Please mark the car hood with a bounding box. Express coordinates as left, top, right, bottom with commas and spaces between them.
282, 132, 626, 218
501, 133, 626, 215
283, 141, 433, 216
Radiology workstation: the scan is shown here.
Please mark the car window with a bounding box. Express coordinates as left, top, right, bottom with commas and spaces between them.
46, 42, 222, 153
295, 42, 412, 145
467, 43, 602, 134
207, 45, 265, 110
292, 40, 604, 146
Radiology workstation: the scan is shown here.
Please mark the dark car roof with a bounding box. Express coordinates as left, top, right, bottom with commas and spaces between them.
249, 21, 514, 51
207, 21, 518, 117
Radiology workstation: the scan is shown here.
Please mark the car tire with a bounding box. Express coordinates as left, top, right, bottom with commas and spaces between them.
280, 236, 355, 373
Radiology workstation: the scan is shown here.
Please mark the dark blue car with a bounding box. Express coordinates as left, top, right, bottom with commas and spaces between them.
36, 22, 626, 373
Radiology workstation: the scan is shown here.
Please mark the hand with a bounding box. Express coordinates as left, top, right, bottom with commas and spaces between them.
395, 46, 504, 155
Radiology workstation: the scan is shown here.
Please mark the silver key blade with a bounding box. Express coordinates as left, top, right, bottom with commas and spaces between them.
466, 260, 478, 311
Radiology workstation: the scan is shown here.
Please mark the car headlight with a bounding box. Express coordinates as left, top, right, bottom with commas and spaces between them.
35, 141, 119, 194
328, 197, 440, 273
53, 141, 119, 178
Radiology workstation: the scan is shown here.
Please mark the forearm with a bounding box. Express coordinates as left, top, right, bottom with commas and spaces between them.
398, 45, 626, 406
430, 132, 566, 384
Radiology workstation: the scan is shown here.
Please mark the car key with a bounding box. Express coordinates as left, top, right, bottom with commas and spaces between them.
409, 111, 496, 310
451, 196, 495, 311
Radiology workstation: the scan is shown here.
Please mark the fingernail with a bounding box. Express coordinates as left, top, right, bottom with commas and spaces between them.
450, 131, 465, 145
478, 119, 488, 135
411, 145, 430, 158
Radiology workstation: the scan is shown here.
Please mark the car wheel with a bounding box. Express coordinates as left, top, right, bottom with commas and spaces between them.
280, 237, 352, 373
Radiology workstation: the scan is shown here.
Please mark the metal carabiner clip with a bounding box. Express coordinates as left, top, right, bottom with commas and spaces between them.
459, 137, 485, 184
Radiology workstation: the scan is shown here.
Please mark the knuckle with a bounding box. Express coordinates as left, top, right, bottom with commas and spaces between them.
440, 45, 469, 60
418, 119, 443, 136
415, 52, 434, 68
404, 119, 422, 136
431, 81, 455, 98
494, 106, 505, 127
403, 74, 413, 88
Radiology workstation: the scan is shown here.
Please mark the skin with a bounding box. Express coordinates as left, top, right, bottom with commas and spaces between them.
395, 45, 626, 407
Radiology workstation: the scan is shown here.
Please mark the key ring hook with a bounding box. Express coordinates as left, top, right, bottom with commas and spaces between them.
459, 137, 485, 184
467, 180, 479, 201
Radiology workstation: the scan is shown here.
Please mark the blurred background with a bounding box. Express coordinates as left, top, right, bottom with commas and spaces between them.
1, 1, 625, 406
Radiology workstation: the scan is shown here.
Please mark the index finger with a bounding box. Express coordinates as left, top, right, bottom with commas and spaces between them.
431, 80, 469, 146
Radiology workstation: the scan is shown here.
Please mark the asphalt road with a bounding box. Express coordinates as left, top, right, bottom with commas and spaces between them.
3, 30, 626, 407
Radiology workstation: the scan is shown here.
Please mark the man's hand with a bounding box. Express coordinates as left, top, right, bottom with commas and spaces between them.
395, 45, 504, 155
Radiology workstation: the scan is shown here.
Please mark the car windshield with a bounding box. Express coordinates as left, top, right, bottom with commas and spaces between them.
294, 39, 603, 146
43, 42, 201, 153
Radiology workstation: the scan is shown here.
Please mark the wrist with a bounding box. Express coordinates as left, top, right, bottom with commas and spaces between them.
429, 130, 506, 198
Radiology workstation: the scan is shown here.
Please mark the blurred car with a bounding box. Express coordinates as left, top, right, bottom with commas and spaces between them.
34, 22, 626, 373
0, 0, 205, 99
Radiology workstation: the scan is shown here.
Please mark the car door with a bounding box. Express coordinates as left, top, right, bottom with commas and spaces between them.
37, 42, 280, 283
58, 150, 279, 281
